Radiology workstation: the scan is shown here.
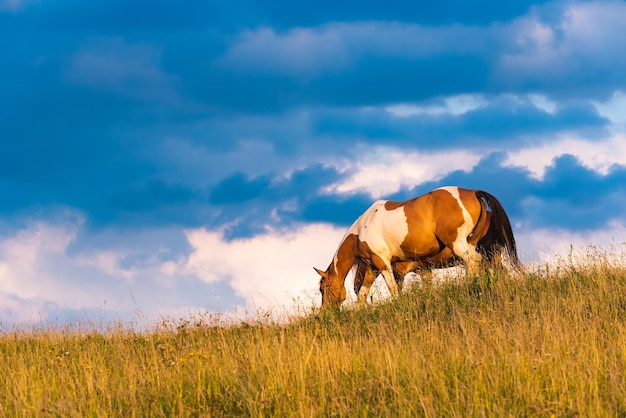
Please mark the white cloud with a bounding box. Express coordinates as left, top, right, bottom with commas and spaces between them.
386, 93, 559, 118
499, 1, 626, 83
324, 147, 482, 198
0, 214, 228, 327
386, 94, 488, 117
517, 220, 626, 268
503, 134, 626, 179
0, 218, 123, 324
0, 219, 85, 302
177, 224, 345, 311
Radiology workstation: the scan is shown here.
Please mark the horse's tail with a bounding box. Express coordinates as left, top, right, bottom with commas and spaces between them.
475, 190, 520, 267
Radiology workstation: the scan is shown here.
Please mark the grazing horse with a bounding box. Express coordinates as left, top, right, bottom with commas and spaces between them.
314, 186, 519, 307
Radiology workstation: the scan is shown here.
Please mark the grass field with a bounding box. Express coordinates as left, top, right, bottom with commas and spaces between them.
2, 252, 626, 417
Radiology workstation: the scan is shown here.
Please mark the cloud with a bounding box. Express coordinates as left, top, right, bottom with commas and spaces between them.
0, 213, 246, 326
593, 90, 626, 129
385, 94, 489, 117
517, 220, 626, 267
67, 38, 181, 104
0, 216, 93, 313
216, 21, 494, 83
503, 134, 626, 179
310, 97, 607, 151
216, 26, 351, 79
175, 223, 346, 311
209, 2, 626, 110
498, 1, 626, 95
323, 148, 482, 198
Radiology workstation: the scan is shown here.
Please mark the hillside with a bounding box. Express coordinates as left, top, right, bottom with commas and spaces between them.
2, 255, 626, 416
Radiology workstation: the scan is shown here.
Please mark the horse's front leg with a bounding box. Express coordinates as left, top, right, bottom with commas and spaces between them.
354, 259, 377, 304
392, 266, 405, 292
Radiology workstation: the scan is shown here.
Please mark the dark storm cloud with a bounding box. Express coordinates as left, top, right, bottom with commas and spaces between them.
201, 149, 626, 239
207, 165, 346, 238
311, 98, 608, 149
527, 155, 626, 230
2, 0, 624, 236
209, 2, 626, 110
209, 173, 272, 205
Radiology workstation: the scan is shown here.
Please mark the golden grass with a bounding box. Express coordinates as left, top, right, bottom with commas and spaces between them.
2, 255, 626, 417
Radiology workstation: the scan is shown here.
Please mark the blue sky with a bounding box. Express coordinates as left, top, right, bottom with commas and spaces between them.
2, 0, 626, 326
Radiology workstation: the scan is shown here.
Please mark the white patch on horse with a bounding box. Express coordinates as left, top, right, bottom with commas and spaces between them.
332, 253, 339, 275
438, 186, 481, 266
356, 200, 409, 264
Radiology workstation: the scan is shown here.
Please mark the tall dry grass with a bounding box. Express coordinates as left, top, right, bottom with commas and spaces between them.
2, 252, 626, 417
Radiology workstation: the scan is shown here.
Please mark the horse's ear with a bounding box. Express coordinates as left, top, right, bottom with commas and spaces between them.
313, 267, 327, 278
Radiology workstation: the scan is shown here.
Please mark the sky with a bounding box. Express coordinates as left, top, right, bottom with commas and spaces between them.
2, 0, 626, 327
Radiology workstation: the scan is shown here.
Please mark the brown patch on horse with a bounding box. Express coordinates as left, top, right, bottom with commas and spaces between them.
384, 200, 405, 211
396, 190, 465, 257
430, 189, 469, 247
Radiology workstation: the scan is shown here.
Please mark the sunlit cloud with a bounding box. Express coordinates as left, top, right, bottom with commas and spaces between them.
503, 134, 626, 179
176, 224, 344, 311
324, 148, 482, 197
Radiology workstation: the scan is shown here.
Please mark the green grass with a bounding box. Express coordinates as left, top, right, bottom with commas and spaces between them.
2, 255, 626, 417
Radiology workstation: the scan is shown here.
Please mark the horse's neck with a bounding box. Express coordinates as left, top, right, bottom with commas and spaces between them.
329, 233, 358, 282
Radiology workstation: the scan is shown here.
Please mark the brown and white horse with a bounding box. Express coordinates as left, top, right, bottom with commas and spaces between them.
314, 186, 519, 307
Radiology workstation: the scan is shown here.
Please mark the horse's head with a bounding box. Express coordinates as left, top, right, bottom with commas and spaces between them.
314, 267, 346, 308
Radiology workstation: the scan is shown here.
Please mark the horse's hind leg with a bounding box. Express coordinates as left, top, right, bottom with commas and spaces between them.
452, 240, 483, 276
380, 268, 400, 297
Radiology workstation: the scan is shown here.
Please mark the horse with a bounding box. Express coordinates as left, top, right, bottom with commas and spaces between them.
314, 186, 519, 308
